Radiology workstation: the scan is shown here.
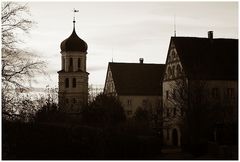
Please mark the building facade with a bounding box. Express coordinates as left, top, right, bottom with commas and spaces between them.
162, 32, 238, 147
58, 20, 89, 113
104, 59, 165, 118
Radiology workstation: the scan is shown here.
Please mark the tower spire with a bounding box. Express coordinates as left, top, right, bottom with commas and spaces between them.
73, 8, 79, 30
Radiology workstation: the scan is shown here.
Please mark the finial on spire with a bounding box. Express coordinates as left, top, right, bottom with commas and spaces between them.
111, 48, 114, 62
73, 8, 79, 29
174, 14, 177, 37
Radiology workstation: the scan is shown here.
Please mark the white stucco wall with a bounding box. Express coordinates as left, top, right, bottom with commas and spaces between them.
119, 95, 162, 118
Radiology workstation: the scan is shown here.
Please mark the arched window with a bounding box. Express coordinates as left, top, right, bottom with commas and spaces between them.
176, 64, 181, 76
65, 78, 69, 88
72, 78, 76, 88
69, 58, 73, 71
168, 67, 171, 77
78, 58, 81, 70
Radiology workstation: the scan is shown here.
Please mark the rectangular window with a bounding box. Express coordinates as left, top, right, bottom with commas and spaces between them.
212, 88, 219, 98
173, 107, 176, 116
142, 99, 147, 108
166, 90, 169, 99
227, 88, 234, 98
127, 99, 132, 106
166, 128, 169, 140
166, 108, 170, 117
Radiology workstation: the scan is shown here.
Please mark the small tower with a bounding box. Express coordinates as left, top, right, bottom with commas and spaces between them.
58, 17, 89, 113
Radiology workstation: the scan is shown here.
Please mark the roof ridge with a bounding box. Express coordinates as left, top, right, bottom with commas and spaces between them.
109, 62, 164, 65
172, 36, 238, 40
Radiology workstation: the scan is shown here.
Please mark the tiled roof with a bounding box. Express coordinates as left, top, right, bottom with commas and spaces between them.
171, 37, 238, 80
109, 62, 165, 96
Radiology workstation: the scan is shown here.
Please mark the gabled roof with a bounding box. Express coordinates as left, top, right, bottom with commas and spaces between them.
108, 62, 165, 96
171, 37, 238, 80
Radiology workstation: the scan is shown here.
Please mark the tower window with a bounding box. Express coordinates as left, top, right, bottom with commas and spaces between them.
70, 58, 73, 66
72, 78, 76, 88
62, 57, 65, 70
65, 78, 69, 88
69, 58, 73, 71
78, 58, 81, 70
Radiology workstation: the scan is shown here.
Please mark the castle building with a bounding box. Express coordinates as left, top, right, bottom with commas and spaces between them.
104, 59, 165, 118
162, 31, 238, 147
58, 19, 89, 112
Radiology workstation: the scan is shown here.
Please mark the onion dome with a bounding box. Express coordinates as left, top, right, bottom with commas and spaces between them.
60, 24, 88, 52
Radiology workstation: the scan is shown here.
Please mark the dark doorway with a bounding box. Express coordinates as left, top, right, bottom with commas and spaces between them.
172, 129, 178, 146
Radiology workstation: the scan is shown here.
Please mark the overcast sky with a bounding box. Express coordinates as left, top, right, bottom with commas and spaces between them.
19, 1, 238, 88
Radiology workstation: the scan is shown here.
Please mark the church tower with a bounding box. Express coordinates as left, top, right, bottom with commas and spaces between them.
58, 17, 89, 112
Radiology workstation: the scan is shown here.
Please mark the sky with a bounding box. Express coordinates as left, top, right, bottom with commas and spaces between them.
17, 1, 238, 89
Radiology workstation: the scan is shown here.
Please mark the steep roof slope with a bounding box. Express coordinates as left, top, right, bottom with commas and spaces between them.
109, 62, 165, 96
171, 37, 238, 80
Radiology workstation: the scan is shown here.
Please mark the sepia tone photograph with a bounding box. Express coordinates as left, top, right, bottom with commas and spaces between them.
2, 1, 238, 160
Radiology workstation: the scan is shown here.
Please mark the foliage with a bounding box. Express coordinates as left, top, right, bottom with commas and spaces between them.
3, 121, 164, 160
82, 93, 126, 126
34, 86, 62, 122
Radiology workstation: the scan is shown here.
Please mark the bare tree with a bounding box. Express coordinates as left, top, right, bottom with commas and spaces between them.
2, 2, 46, 119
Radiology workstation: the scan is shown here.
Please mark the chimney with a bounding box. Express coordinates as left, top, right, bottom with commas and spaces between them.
139, 58, 144, 64
208, 31, 213, 39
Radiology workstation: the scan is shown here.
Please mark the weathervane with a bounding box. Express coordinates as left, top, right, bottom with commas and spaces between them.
73, 8, 79, 27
